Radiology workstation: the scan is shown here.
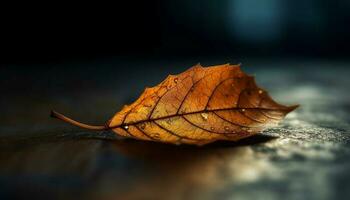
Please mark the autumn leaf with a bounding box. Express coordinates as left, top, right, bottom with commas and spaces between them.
51, 63, 298, 145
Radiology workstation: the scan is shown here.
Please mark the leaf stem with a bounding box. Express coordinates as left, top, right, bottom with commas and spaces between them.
50, 110, 108, 130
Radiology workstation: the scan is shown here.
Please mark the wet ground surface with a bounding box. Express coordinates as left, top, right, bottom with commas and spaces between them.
0, 59, 349, 200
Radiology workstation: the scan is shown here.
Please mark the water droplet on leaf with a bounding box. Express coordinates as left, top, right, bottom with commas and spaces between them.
154, 133, 160, 139
201, 113, 208, 120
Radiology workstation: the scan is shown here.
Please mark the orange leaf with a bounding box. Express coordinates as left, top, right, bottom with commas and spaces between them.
52, 63, 298, 145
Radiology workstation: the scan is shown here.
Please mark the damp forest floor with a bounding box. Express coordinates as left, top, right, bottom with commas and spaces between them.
1, 59, 350, 200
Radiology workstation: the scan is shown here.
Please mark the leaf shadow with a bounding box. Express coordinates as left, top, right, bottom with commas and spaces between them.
110, 134, 277, 161
0, 132, 278, 200
104, 134, 278, 199
205, 134, 278, 148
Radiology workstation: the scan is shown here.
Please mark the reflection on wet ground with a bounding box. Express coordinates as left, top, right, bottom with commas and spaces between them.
0, 134, 277, 199
1, 61, 350, 200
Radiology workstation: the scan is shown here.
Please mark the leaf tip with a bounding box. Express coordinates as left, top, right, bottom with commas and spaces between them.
286, 104, 300, 113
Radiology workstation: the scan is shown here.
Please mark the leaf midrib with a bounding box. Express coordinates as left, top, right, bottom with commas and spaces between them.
110, 106, 288, 128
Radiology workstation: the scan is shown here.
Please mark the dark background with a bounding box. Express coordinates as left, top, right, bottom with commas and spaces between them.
1, 0, 349, 65
1, 0, 350, 136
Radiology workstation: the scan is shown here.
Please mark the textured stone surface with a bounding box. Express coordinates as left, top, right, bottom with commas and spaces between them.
0, 60, 349, 200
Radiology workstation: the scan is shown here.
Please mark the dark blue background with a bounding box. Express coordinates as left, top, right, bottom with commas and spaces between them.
1, 0, 349, 65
